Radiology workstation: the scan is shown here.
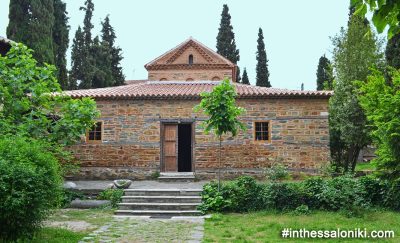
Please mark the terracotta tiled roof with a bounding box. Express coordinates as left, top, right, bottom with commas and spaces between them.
64, 81, 332, 100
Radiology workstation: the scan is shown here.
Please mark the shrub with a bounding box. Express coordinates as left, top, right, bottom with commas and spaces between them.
358, 175, 386, 206
265, 163, 291, 181
61, 189, 85, 207
198, 182, 231, 213
292, 205, 311, 215
97, 189, 124, 208
0, 136, 62, 241
262, 182, 305, 210
303, 177, 326, 209
316, 175, 368, 211
383, 179, 400, 211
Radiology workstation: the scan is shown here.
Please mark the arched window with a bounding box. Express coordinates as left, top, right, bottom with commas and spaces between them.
212, 76, 220, 81
186, 78, 194, 81
160, 78, 167, 81
188, 54, 193, 65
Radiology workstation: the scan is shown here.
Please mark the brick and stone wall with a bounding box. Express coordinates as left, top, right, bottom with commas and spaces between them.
148, 68, 233, 81
68, 98, 330, 180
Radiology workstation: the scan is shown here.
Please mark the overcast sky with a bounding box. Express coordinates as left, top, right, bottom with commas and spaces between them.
0, 0, 380, 90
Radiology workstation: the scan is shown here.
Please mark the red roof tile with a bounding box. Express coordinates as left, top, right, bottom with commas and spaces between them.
64, 81, 332, 100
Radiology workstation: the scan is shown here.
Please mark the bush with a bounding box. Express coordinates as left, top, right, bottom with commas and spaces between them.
198, 182, 232, 213
0, 136, 63, 241
61, 189, 85, 207
292, 205, 311, 215
97, 189, 124, 208
383, 179, 400, 210
265, 163, 291, 181
262, 182, 305, 210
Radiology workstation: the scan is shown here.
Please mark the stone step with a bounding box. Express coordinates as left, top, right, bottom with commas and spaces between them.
115, 209, 202, 217
121, 195, 202, 203
118, 202, 200, 211
158, 172, 196, 182
123, 189, 202, 196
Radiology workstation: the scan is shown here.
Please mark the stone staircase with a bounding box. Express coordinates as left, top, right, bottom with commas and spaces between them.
158, 172, 196, 182
115, 188, 202, 217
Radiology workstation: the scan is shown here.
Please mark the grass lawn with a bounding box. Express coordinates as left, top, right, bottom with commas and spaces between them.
26, 208, 114, 242
355, 162, 376, 171
204, 210, 400, 242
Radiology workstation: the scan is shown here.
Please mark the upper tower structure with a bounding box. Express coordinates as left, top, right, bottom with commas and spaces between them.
145, 37, 237, 82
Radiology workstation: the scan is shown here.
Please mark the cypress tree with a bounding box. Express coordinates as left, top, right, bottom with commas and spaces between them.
78, 0, 95, 89
316, 55, 333, 90
7, 0, 55, 64
91, 36, 113, 88
241, 68, 250, 85
53, 0, 69, 89
385, 32, 400, 69
69, 26, 85, 90
216, 4, 240, 82
101, 15, 125, 86
256, 28, 270, 87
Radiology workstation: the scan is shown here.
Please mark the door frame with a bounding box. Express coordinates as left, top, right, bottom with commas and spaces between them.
160, 120, 195, 172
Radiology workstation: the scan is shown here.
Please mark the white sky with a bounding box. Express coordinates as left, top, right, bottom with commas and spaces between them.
0, 0, 382, 90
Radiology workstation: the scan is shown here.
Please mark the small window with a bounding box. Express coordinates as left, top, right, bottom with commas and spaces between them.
254, 121, 270, 141
186, 78, 194, 81
160, 78, 167, 81
188, 54, 193, 65
87, 121, 102, 142
212, 76, 220, 81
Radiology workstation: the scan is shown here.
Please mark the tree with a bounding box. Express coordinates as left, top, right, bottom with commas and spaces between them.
216, 4, 240, 82
385, 33, 400, 69
101, 15, 125, 86
7, 0, 55, 65
78, 0, 95, 89
256, 28, 271, 87
358, 69, 400, 181
329, 16, 383, 173
194, 79, 246, 190
352, 0, 400, 38
0, 43, 99, 240
316, 55, 334, 90
53, 0, 69, 89
70, 26, 85, 90
91, 36, 113, 88
242, 68, 250, 85
0, 43, 99, 146
236, 66, 241, 83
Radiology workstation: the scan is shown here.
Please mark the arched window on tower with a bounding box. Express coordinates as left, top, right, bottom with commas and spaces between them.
188, 54, 193, 65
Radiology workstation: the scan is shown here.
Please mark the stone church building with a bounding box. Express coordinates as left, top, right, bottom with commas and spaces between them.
66, 37, 332, 180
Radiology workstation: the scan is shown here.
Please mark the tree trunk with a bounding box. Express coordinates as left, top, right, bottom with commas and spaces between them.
218, 135, 222, 191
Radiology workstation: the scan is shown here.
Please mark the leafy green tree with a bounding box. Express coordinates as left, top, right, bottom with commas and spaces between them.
101, 15, 125, 86
385, 32, 400, 69
70, 26, 85, 90
316, 55, 334, 90
216, 4, 240, 82
352, 0, 400, 38
256, 28, 271, 87
194, 79, 246, 189
53, 0, 69, 89
0, 43, 99, 146
358, 69, 400, 181
7, 0, 55, 64
329, 16, 383, 172
242, 67, 250, 85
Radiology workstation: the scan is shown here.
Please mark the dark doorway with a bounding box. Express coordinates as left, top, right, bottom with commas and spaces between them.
178, 124, 192, 172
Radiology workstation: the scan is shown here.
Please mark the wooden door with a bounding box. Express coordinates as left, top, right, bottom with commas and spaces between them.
163, 124, 177, 172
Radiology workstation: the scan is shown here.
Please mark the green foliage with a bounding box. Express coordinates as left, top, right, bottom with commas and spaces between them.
385, 32, 400, 69
358, 69, 400, 181
292, 205, 311, 215
0, 43, 99, 146
216, 4, 240, 69
351, 0, 400, 39
256, 28, 271, 87
97, 189, 124, 208
53, 0, 69, 89
265, 162, 291, 181
316, 55, 334, 90
200, 175, 399, 214
194, 79, 246, 137
0, 136, 63, 241
61, 189, 84, 208
241, 67, 250, 85
69, 26, 85, 90
7, 0, 55, 65
329, 15, 383, 173
150, 171, 160, 179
